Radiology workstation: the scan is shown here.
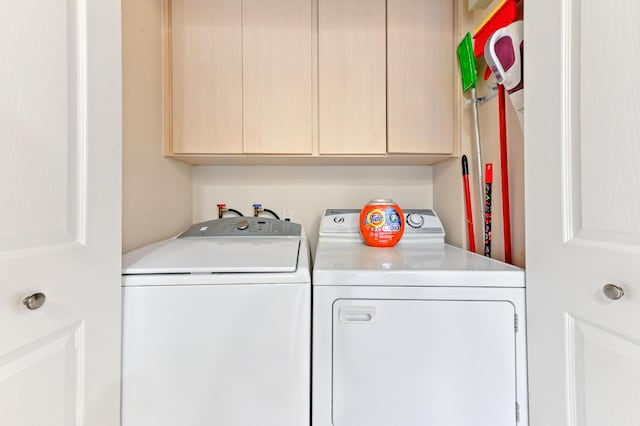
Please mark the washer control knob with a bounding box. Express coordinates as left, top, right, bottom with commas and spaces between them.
236, 219, 250, 230
333, 216, 345, 224
406, 213, 424, 228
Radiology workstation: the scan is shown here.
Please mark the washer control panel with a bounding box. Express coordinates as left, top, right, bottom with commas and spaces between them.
179, 217, 302, 238
320, 209, 445, 242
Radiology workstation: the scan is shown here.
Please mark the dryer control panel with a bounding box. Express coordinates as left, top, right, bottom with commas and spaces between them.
319, 209, 445, 242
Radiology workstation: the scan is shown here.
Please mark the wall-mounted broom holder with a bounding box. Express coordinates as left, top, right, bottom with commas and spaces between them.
465, 83, 498, 105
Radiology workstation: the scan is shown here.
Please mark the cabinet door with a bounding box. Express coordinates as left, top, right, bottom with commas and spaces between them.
243, 0, 313, 154
319, 0, 386, 154
387, 0, 453, 154
171, 0, 242, 154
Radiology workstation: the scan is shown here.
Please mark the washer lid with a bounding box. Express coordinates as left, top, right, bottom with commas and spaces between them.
123, 237, 301, 274
123, 218, 302, 275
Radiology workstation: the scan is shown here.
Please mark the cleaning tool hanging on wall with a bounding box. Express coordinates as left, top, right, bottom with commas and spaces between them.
485, 20, 524, 129
457, 33, 484, 234
483, 20, 525, 263
461, 155, 476, 253
484, 164, 493, 258
496, 85, 512, 263
472, 0, 517, 58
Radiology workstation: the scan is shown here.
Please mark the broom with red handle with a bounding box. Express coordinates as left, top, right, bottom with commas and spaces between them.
462, 155, 476, 253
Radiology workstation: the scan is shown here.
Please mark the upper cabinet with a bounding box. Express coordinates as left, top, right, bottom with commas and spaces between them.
242, 0, 314, 154
171, 0, 243, 154
164, 0, 456, 164
318, 0, 386, 155
387, 0, 454, 154
169, 0, 313, 156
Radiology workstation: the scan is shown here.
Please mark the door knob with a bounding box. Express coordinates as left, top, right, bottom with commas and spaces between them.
603, 284, 624, 300
22, 292, 46, 310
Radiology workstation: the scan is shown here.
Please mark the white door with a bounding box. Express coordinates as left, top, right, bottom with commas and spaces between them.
0, 1, 122, 425
526, 1, 640, 425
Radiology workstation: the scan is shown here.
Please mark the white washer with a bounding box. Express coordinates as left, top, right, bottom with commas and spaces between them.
121, 217, 310, 426
312, 209, 528, 426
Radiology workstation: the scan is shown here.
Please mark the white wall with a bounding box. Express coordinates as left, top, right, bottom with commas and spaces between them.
193, 166, 433, 253
122, 0, 192, 253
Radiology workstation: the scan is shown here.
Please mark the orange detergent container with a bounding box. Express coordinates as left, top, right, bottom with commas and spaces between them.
359, 199, 405, 247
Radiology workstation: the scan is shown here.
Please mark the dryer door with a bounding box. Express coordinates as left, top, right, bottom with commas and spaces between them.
332, 299, 517, 426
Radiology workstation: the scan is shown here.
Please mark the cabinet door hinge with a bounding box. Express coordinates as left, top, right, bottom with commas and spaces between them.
514, 314, 519, 333
516, 402, 520, 422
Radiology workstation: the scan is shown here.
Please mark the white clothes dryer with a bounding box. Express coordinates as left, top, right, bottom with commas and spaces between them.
312, 209, 528, 426
121, 217, 310, 426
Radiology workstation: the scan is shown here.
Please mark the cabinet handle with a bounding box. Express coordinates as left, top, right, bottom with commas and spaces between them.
603, 284, 624, 301
23, 293, 46, 310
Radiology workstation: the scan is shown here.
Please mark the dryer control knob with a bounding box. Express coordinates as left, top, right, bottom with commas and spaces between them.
236, 219, 250, 230
406, 213, 424, 228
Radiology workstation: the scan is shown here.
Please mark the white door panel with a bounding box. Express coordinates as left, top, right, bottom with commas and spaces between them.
312, 286, 528, 426
0, 324, 84, 425
0, 0, 121, 425
566, 317, 640, 426
566, 0, 640, 250
527, 0, 640, 424
0, 0, 82, 252
332, 299, 517, 426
